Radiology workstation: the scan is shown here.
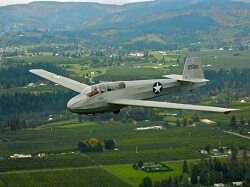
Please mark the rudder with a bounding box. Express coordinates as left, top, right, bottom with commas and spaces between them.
183, 57, 204, 79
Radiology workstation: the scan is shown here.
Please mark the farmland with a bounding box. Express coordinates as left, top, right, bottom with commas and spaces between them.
0, 167, 132, 187
0, 154, 97, 172
175, 49, 250, 70
106, 160, 196, 186
0, 119, 249, 163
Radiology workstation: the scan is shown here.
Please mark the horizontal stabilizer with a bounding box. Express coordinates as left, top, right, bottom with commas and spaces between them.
109, 99, 239, 114
30, 69, 89, 93
163, 74, 209, 83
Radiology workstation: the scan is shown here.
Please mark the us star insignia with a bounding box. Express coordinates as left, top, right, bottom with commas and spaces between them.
153, 82, 163, 94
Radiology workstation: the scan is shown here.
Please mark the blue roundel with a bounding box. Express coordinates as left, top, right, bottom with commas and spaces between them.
153, 82, 162, 94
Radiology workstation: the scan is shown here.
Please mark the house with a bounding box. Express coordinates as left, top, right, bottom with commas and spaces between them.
136, 126, 163, 130
214, 183, 224, 187
37, 153, 46, 157
27, 83, 35, 87
232, 182, 242, 186
10, 154, 32, 159
201, 150, 208, 154
240, 100, 246, 103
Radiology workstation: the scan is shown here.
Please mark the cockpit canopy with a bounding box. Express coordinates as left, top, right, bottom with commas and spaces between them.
82, 82, 126, 97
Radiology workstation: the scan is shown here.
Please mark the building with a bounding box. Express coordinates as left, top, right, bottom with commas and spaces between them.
136, 126, 163, 131
10, 154, 32, 159
201, 150, 208, 154
232, 182, 242, 186
214, 183, 224, 187
37, 153, 46, 157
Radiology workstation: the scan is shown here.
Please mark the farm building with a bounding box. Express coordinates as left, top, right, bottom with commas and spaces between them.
10, 154, 32, 159
232, 182, 242, 186
214, 183, 224, 187
37, 153, 46, 157
136, 126, 163, 131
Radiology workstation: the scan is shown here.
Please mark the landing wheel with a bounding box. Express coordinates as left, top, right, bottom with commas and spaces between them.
113, 110, 120, 114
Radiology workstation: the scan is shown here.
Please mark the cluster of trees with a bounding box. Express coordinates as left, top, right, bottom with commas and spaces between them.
0, 62, 70, 89
0, 91, 76, 130
78, 138, 103, 153
104, 139, 115, 150
164, 68, 250, 105
140, 151, 249, 187
188, 153, 249, 185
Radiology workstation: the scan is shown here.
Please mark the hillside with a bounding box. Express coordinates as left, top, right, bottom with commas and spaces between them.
0, 0, 249, 47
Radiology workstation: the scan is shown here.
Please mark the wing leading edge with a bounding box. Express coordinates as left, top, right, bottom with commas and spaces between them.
109, 99, 239, 114
30, 69, 89, 93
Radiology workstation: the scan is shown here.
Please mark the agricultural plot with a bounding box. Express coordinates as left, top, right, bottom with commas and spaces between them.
150, 52, 177, 61
87, 148, 202, 165
175, 49, 250, 70
107, 160, 188, 186
0, 154, 97, 172
59, 64, 107, 77
93, 66, 166, 82
0, 168, 131, 187
0, 121, 249, 159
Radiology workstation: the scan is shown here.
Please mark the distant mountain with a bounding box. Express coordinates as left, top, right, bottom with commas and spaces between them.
0, 0, 249, 47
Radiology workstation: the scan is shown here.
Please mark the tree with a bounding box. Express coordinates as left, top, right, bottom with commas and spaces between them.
240, 117, 244, 126
243, 150, 248, 161
104, 139, 115, 150
78, 114, 83, 123
205, 144, 211, 153
219, 147, 224, 154
183, 118, 187, 127
176, 119, 181, 127
183, 160, 188, 174
138, 160, 143, 168
140, 177, 152, 187
190, 165, 199, 184
4, 126, 11, 132
230, 115, 237, 128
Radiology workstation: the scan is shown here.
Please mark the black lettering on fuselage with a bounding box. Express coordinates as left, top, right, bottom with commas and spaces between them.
188, 64, 199, 70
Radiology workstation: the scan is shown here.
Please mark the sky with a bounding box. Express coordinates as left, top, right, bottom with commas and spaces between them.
0, 0, 153, 6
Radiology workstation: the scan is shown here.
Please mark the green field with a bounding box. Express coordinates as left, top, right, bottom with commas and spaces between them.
59, 63, 106, 76
94, 66, 166, 82
0, 154, 97, 172
175, 49, 250, 70
0, 167, 131, 187
107, 160, 195, 186
0, 118, 249, 161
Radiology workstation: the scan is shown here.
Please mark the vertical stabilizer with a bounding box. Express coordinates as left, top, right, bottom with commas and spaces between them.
183, 57, 204, 79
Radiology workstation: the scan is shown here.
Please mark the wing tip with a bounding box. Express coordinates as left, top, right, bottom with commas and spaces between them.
224, 109, 240, 115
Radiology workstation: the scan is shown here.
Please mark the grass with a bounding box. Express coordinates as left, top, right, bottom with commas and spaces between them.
175, 49, 250, 70
106, 160, 198, 186
36, 119, 97, 129
94, 66, 166, 82
59, 64, 107, 77
150, 52, 177, 61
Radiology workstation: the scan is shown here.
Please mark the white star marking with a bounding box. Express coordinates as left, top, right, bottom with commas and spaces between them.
153, 83, 162, 94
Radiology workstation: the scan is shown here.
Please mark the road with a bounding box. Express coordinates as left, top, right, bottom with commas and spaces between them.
223, 131, 250, 140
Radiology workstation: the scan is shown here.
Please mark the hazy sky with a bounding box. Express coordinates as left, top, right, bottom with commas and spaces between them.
0, 0, 153, 6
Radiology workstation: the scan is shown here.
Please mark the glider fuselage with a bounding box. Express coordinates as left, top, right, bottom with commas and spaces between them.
67, 79, 205, 115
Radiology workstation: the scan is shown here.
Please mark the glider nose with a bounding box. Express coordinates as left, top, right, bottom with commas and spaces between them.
67, 94, 87, 112
67, 98, 76, 111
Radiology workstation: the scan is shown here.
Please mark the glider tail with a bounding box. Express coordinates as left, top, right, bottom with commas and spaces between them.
182, 57, 204, 79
